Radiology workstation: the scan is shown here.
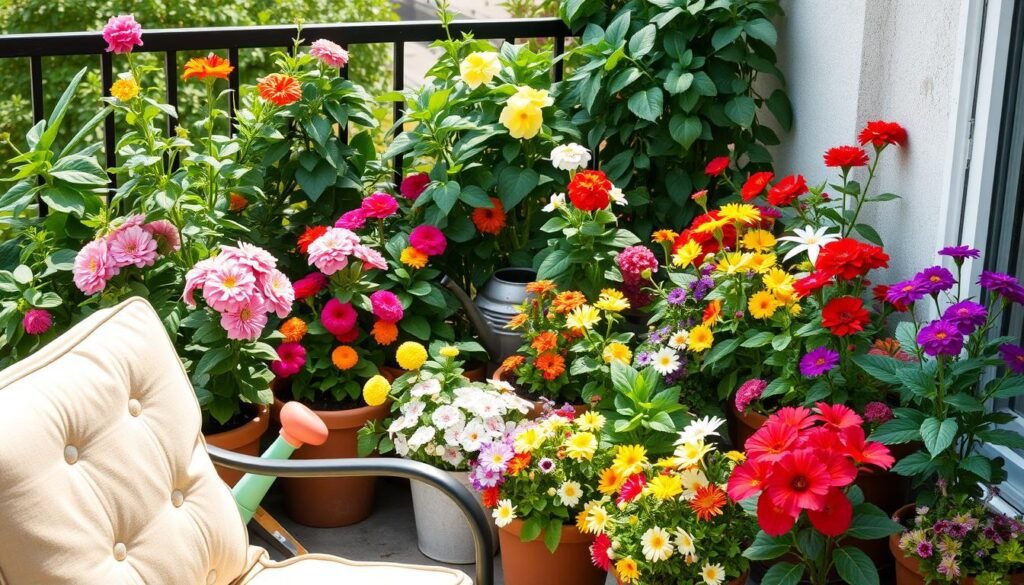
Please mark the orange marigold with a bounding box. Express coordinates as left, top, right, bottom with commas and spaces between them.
507, 452, 532, 476
183, 53, 234, 81
652, 229, 678, 243
229, 193, 249, 212
702, 299, 722, 326
331, 345, 359, 370
471, 197, 506, 235
501, 354, 526, 372
279, 317, 308, 343
371, 320, 399, 345
258, 73, 302, 106
690, 484, 727, 521
531, 330, 558, 353
525, 280, 557, 295
400, 246, 428, 269
535, 351, 566, 381
552, 291, 587, 314
506, 313, 528, 330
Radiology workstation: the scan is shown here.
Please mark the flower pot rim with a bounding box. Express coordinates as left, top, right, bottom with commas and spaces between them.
204, 403, 269, 449
501, 517, 593, 544
273, 398, 390, 430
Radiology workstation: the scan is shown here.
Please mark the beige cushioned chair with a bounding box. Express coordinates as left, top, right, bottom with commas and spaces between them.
0, 298, 477, 584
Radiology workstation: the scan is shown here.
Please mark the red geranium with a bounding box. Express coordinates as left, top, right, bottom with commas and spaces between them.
741, 171, 774, 201
815, 238, 889, 280
858, 120, 908, 148
823, 145, 869, 169
673, 211, 737, 255
705, 156, 730, 176
767, 174, 808, 206
568, 170, 612, 211
793, 271, 835, 298
821, 296, 870, 336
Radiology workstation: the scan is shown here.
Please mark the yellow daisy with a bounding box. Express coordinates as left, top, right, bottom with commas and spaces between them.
748, 290, 780, 319
741, 228, 776, 251
565, 431, 598, 460
612, 444, 648, 477
595, 289, 630, 313
746, 252, 777, 273
602, 342, 632, 364
652, 229, 679, 243
598, 467, 626, 495
577, 411, 607, 432
715, 251, 752, 274
672, 240, 704, 268
646, 474, 684, 501
687, 325, 714, 352
718, 202, 761, 225
566, 304, 601, 330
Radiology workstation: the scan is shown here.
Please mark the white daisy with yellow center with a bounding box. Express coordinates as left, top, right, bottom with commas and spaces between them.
641, 526, 674, 562
701, 562, 726, 585
650, 347, 681, 375
493, 499, 516, 528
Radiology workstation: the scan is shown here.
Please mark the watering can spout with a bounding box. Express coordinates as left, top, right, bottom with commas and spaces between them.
441, 275, 501, 360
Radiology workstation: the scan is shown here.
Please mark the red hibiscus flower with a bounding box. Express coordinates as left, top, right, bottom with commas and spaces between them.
705, 156, 730, 176
815, 238, 890, 280
806, 488, 853, 536
822, 296, 870, 336
767, 174, 808, 206
824, 145, 870, 169
858, 120, 908, 148
568, 170, 612, 211
766, 449, 831, 517
741, 171, 774, 201
793, 271, 835, 298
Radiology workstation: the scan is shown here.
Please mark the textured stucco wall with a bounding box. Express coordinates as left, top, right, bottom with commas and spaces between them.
771, 0, 967, 282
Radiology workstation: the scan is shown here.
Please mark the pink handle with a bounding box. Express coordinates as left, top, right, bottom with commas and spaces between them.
279, 402, 329, 448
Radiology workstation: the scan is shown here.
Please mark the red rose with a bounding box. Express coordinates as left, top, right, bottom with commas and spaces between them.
822, 296, 870, 336
673, 211, 737, 255
793, 271, 834, 297
568, 170, 612, 211
400, 172, 430, 200
824, 145, 869, 169
858, 120, 907, 148
704, 156, 730, 177
767, 174, 808, 207
741, 171, 774, 201
815, 238, 889, 281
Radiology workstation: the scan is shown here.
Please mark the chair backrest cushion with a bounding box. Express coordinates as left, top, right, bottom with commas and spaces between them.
0, 298, 249, 585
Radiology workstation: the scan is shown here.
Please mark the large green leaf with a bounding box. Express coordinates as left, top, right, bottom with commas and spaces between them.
627, 87, 664, 122
725, 95, 756, 128
920, 417, 957, 458
869, 417, 922, 445
497, 167, 538, 211
433, 181, 461, 215
834, 546, 879, 585
745, 18, 778, 46
742, 531, 789, 560
628, 24, 657, 58
846, 504, 902, 539
668, 114, 701, 148
760, 561, 803, 585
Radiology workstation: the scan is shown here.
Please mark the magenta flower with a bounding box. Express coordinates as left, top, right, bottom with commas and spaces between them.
400, 173, 430, 200
863, 401, 894, 425
617, 245, 659, 284
408, 224, 447, 256
258, 269, 294, 318
292, 272, 328, 301
799, 347, 840, 377
321, 298, 357, 336
942, 300, 987, 335
219, 297, 268, 341
360, 192, 399, 219
109, 225, 158, 269
369, 290, 404, 322
102, 15, 143, 54
938, 245, 980, 261
915, 266, 956, 295
978, 270, 1024, 302
270, 342, 307, 378
202, 262, 256, 312
22, 309, 53, 335
886, 279, 928, 307
73, 239, 117, 295
310, 39, 349, 68
143, 219, 181, 253
917, 320, 964, 357
1000, 344, 1024, 375
307, 227, 359, 275
735, 378, 767, 413
335, 209, 367, 230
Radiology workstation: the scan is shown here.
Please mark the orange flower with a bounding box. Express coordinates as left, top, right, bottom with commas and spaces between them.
371, 320, 399, 345
297, 225, 327, 254
331, 345, 359, 370
279, 317, 308, 343
506, 313, 528, 329
535, 351, 565, 381
183, 53, 234, 81
525, 280, 557, 295
562, 328, 584, 342
702, 299, 722, 326
652, 229, 678, 243
531, 330, 558, 353
400, 246, 428, 269
689, 484, 727, 521
501, 354, 526, 372
229, 193, 248, 211
507, 452, 532, 476
258, 73, 302, 106
471, 197, 506, 235
482, 486, 500, 509
552, 291, 586, 314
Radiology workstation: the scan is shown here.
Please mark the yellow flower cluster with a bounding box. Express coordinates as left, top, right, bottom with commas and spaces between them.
396, 341, 428, 370
499, 86, 553, 140
110, 76, 140, 102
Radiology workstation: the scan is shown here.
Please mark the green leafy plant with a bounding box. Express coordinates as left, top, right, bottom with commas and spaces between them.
601, 360, 689, 455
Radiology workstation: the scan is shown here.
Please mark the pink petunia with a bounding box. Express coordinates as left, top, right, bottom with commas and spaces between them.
408, 224, 447, 256
102, 15, 143, 54
259, 269, 295, 318
369, 290, 404, 322
310, 39, 349, 68
202, 261, 257, 312
307, 227, 360, 275
143, 219, 181, 253
353, 244, 388, 270
108, 225, 158, 269
219, 297, 268, 341
73, 239, 118, 295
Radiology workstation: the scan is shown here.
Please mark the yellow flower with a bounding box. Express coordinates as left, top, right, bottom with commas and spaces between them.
718, 202, 761, 225
598, 467, 626, 495
585, 504, 610, 535
612, 444, 648, 477
655, 456, 680, 468
602, 342, 632, 364
715, 251, 752, 274
646, 474, 684, 500
499, 87, 551, 140
725, 450, 746, 462
672, 240, 703, 268
400, 246, 428, 269
748, 290, 780, 319
762, 267, 795, 293
674, 440, 714, 468
439, 345, 460, 358
565, 431, 598, 460
362, 375, 391, 406
789, 302, 803, 316
616, 558, 640, 584
578, 411, 607, 432
566, 304, 601, 330
395, 341, 428, 370
687, 325, 714, 352
513, 86, 554, 107
652, 229, 678, 243
746, 252, 777, 273
514, 427, 545, 453
693, 217, 729, 235
741, 229, 776, 251
459, 51, 501, 89
110, 76, 140, 102
595, 289, 630, 312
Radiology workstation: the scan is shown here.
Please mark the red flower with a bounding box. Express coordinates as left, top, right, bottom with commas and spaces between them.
766, 449, 831, 517
757, 491, 798, 536
822, 452, 859, 488
258, 73, 302, 106
741, 171, 774, 201
590, 534, 612, 571
472, 197, 507, 235
858, 120, 908, 148
673, 211, 737, 255
767, 174, 808, 207
297, 225, 328, 254
841, 426, 895, 470
335, 326, 359, 344
812, 402, 863, 430
806, 488, 853, 536
815, 238, 889, 280
292, 272, 328, 300
482, 486, 500, 508
774, 406, 815, 430
873, 283, 909, 312
705, 156, 730, 177
822, 296, 870, 337
793, 271, 835, 298
568, 170, 612, 211
727, 459, 769, 502
400, 172, 430, 200
824, 145, 870, 169
690, 484, 728, 521
617, 473, 647, 505
745, 422, 799, 463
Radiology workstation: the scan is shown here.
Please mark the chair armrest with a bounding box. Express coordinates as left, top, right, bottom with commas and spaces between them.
208, 445, 494, 585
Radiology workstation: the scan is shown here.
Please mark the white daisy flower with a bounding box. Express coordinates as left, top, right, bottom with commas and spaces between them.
609, 186, 627, 206
459, 420, 487, 452
550, 143, 591, 171
676, 415, 726, 445
668, 330, 689, 349
542, 192, 567, 213
488, 378, 515, 393
493, 499, 517, 528
641, 526, 674, 562
557, 481, 582, 507
777, 225, 840, 264
650, 347, 681, 375
701, 562, 726, 585
674, 528, 696, 556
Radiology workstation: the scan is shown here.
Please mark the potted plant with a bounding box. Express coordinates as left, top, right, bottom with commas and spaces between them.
358, 343, 531, 563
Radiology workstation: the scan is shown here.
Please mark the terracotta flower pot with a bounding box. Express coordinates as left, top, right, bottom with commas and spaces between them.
280, 399, 391, 527
498, 519, 605, 585
728, 403, 766, 449
204, 403, 270, 486
492, 365, 589, 419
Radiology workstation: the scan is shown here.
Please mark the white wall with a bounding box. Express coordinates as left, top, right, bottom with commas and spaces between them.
771, 0, 969, 283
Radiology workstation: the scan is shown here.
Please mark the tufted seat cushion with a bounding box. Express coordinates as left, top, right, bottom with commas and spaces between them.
235, 550, 471, 585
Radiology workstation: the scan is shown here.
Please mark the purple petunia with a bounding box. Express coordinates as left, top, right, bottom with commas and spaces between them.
1000, 344, 1024, 375
917, 320, 965, 357
635, 351, 652, 366
887, 279, 929, 307
938, 245, 981, 261
799, 347, 840, 377
666, 288, 687, 305
942, 300, 988, 335
915, 266, 956, 295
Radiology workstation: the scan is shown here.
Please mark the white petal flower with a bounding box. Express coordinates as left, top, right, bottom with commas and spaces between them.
650, 347, 681, 375
411, 378, 442, 398
402, 400, 426, 419
550, 143, 591, 171
393, 433, 409, 457
431, 405, 465, 429
557, 481, 582, 507
777, 225, 840, 264
609, 186, 627, 206
676, 415, 726, 445
493, 499, 517, 527
459, 420, 487, 452
408, 426, 436, 448
542, 192, 567, 213
641, 526, 674, 562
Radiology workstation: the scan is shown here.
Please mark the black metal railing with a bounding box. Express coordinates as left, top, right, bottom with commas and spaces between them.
0, 18, 571, 196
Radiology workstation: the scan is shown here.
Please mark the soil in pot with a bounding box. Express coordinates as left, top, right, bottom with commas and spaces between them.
492, 365, 589, 420
498, 519, 605, 585
409, 469, 498, 564
204, 403, 270, 487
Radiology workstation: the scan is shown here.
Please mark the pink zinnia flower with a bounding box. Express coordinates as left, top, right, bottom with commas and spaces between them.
270, 342, 307, 378
863, 401, 894, 424
293, 272, 328, 300
408, 224, 447, 256
335, 209, 367, 230
143, 219, 181, 253
400, 173, 430, 200
109, 214, 146, 236
221, 241, 278, 276
183, 257, 216, 307
321, 298, 357, 335
307, 227, 359, 275
109, 225, 158, 268
735, 378, 767, 413
22, 309, 53, 335
73, 239, 117, 294
617, 245, 659, 284
259, 269, 295, 318
353, 244, 388, 270
360, 192, 399, 219
102, 15, 143, 54
219, 297, 268, 341
310, 39, 349, 68
202, 261, 257, 312
369, 290, 404, 322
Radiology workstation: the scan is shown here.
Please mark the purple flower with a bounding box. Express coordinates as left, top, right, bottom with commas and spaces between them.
537, 457, 555, 474
864, 401, 894, 424
936, 555, 960, 579
799, 347, 840, 377
916, 540, 933, 559
978, 270, 1024, 301
735, 378, 767, 413
469, 465, 503, 490
690, 275, 714, 301
917, 320, 964, 357
886, 279, 928, 306
666, 288, 687, 305
636, 351, 652, 366
938, 245, 981, 261
477, 441, 513, 473
942, 300, 988, 335
1000, 344, 1024, 375
948, 523, 970, 539
915, 266, 956, 295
